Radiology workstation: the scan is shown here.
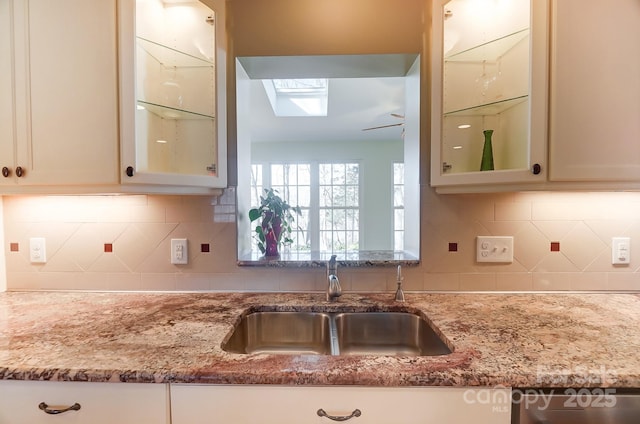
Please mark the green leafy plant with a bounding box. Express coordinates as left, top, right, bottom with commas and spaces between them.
249, 188, 301, 255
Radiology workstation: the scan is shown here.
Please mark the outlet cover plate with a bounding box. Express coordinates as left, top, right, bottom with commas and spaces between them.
171, 238, 188, 265
476, 236, 514, 263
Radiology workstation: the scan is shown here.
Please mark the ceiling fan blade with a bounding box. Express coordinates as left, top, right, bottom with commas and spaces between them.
362, 123, 404, 131
390, 113, 405, 119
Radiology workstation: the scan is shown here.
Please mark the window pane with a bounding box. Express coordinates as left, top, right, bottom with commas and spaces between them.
394, 232, 404, 251
333, 186, 346, 207
332, 209, 346, 231
271, 164, 284, 186
394, 163, 404, 184
318, 185, 331, 207
346, 186, 359, 207
346, 163, 359, 184
394, 209, 404, 231
332, 163, 346, 185
346, 209, 359, 231
347, 231, 359, 250
319, 164, 332, 185
394, 186, 404, 207
298, 186, 311, 208
286, 164, 297, 185
298, 164, 311, 185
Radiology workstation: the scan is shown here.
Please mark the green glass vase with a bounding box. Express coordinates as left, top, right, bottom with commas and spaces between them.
480, 129, 495, 171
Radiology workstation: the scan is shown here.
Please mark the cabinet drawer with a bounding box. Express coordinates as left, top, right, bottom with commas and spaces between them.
170, 384, 510, 424
0, 381, 169, 424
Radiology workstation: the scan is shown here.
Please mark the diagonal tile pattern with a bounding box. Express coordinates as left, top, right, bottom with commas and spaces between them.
2, 189, 640, 291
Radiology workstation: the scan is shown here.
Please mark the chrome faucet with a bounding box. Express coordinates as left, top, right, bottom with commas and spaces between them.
394, 265, 405, 302
326, 255, 342, 302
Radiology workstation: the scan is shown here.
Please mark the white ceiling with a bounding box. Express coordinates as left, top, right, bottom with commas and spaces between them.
249, 77, 406, 143
238, 54, 417, 144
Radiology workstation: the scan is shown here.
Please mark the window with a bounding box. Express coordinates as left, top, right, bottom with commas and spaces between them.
319, 163, 359, 252
393, 162, 405, 251
271, 163, 311, 252
251, 161, 360, 253
261, 79, 329, 117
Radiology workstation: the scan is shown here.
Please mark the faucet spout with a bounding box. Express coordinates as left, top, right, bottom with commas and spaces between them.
326, 255, 342, 302
394, 265, 405, 302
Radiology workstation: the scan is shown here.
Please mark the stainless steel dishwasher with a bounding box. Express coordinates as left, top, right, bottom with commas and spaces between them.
512, 389, 640, 423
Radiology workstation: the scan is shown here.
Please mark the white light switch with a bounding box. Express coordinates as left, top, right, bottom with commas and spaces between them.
476, 236, 514, 263
171, 238, 188, 265
612, 237, 630, 265
29, 237, 47, 263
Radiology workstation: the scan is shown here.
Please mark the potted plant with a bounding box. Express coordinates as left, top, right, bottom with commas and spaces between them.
249, 188, 301, 257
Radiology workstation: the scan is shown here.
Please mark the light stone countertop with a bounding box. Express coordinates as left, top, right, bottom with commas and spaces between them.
0, 291, 639, 388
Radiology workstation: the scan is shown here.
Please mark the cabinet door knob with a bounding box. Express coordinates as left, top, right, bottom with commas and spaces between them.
125, 166, 135, 177
15, 166, 24, 177
317, 408, 362, 421
38, 402, 81, 415
1, 167, 9, 178
531, 163, 542, 175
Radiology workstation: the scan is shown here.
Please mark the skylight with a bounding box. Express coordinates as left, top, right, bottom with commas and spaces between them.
262, 78, 329, 117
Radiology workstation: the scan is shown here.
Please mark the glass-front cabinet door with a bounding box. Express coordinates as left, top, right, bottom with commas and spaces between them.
430, 0, 548, 191
119, 0, 227, 189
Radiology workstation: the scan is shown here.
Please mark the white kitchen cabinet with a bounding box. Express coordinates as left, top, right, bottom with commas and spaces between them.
548, 0, 640, 182
1, 0, 120, 188
0, 0, 14, 180
118, 0, 227, 190
0, 381, 169, 424
430, 0, 549, 192
170, 384, 511, 424
1, 0, 226, 194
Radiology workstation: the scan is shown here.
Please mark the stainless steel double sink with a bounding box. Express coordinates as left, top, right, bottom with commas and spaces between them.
222, 310, 452, 357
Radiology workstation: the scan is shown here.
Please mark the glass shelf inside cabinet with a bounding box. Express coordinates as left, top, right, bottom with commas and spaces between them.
137, 37, 213, 68
137, 100, 214, 120
445, 95, 528, 117
445, 29, 529, 63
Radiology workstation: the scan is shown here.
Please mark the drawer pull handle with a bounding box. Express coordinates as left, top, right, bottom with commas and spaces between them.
317, 408, 361, 421
38, 402, 81, 415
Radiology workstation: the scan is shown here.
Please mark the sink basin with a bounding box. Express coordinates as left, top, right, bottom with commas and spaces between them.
222, 312, 333, 355
222, 310, 452, 357
334, 312, 452, 356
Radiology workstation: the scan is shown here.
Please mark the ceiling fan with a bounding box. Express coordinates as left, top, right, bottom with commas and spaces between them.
362, 113, 405, 132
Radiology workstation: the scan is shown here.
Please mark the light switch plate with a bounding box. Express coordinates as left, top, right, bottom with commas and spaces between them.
476, 236, 514, 263
29, 237, 47, 263
612, 237, 630, 265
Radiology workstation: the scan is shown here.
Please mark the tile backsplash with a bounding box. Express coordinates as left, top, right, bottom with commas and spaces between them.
2, 188, 640, 292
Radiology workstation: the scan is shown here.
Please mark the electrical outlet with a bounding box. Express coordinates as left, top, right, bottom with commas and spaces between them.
476, 236, 514, 263
29, 237, 47, 263
612, 237, 630, 265
171, 239, 188, 265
